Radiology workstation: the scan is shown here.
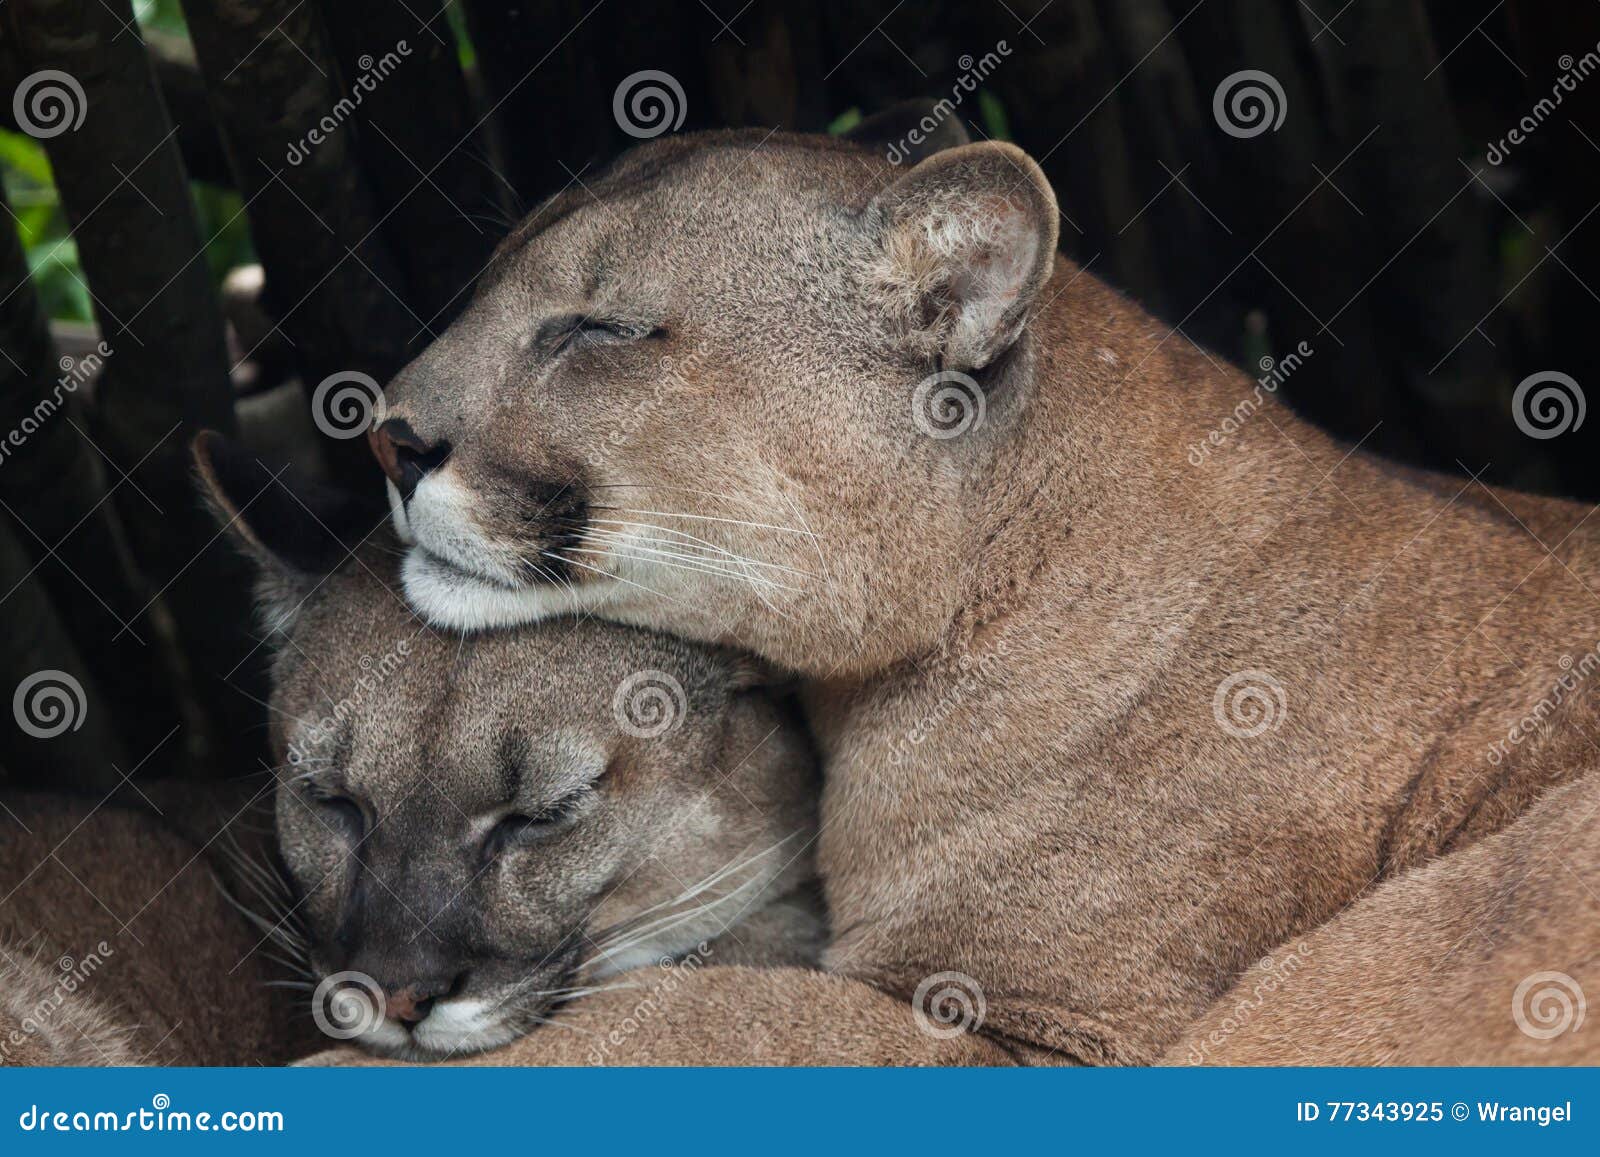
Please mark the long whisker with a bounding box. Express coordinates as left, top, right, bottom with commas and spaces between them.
586, 521, 819, 580
608, 506, 817, 538
567, 544, 802, 593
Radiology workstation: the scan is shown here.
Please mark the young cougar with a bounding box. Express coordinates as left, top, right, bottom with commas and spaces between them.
195, 434, 823, 1060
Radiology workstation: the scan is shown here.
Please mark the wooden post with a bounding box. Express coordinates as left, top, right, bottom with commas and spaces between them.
1, 0, 264, 772
182, 0, 417, 488
0, 508, 130, 790
0, 180, 195, 774
318, 0, 501, 331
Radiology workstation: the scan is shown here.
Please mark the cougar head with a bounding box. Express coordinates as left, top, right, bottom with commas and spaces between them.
195, 435, 818, 1059
371, 109, 1058, 674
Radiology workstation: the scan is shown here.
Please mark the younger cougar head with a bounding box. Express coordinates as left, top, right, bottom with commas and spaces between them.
371, 109, 1058, 673
196, 435, 818, 1059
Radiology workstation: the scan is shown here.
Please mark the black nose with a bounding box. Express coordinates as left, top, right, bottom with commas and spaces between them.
369, 418, 451, 501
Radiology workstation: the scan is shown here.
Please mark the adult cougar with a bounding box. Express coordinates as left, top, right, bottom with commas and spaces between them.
195, 435, 824, 1060
368, 114, 1599, 1063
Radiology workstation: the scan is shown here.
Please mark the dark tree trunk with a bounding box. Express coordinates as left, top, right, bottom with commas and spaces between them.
182, 0, 417, 489
0, 181, 192, 774
2, 0, 263, 774
0, 509, 130, 791
318, 0, 501, 330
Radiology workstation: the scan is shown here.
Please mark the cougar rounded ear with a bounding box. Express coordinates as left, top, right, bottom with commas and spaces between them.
724, 653, 795, 697
192, 431, 385, 630
864, 140, 1058, 371
844, 99, 972, 166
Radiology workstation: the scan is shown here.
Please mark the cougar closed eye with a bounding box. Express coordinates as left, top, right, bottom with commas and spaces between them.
543, 316, 663, 354
481, 793, 590, 860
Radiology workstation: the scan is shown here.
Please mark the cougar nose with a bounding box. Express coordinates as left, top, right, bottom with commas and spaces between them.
381, 972, 466, 1026
369, 418, 451, 501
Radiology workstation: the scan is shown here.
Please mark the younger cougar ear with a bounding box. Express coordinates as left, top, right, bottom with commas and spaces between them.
865, 141, 1058, 371
192, 431, 383, 631
844, 99, 971, 166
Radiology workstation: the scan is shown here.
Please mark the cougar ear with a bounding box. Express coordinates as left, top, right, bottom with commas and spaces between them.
844, 99, 971, 166
864, 141, 1058, 371
192, 431, 382, 631
725, 652, 793, 696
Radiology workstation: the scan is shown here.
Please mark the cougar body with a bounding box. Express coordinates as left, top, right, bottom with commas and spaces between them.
0, 792, 294, 1066
353, 120, 1597, 1062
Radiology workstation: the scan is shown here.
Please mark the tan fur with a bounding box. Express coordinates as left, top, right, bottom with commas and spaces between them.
0, 793, 295, 1066
300, 964, 1014, 1066
360, 125, 1597, 1064
1167, 769, 1600, 1065
262, 553, 824, 1059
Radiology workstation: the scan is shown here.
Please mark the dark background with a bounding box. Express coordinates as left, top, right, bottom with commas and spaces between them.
0, 0, 1594, 792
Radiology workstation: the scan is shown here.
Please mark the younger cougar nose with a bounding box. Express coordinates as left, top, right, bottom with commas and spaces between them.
368, 418, 450, 501
382, 972, 465, 1026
